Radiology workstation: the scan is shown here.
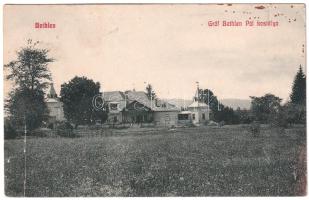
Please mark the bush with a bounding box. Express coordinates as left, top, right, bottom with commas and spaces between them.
56, 122, 75, 137
284, 103, 306, 125
272, 113, 290, 128
250, 121, 261, 137
4, 120, 17, 139
47, 123, 54, 129
218, 121, 225, 127
269, 103, 306, 128
31, 128, 51, 137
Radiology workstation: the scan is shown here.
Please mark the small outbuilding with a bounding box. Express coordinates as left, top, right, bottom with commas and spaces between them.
187, 101, 210, 125
46, 83, 65, 124
177, 111, 193, 126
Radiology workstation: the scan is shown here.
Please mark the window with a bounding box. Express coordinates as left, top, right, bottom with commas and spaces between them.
178, 114, 189, 120
192, 114, 195, 120
110, 103, 118, 110
202, 113, 205, 120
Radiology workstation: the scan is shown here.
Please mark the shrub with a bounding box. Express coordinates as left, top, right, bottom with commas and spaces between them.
250, 121, 261, 137
31, 128, 51, 137
218, 121, 225, 127
47, 123, 54, 129
272, 113, 290, 129
284, 103, 306, 125
270, 103, 306, 128
207, 120, 218, 126
4, 120, 17, 139
56, 122, 75, 137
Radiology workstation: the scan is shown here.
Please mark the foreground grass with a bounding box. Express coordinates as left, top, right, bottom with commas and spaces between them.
5, 126, 306, 196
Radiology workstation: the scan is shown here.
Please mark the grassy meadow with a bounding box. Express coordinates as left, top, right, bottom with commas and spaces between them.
4, 125, 306, 196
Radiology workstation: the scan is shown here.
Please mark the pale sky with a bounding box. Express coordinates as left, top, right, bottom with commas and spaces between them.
3, 4, 306, 101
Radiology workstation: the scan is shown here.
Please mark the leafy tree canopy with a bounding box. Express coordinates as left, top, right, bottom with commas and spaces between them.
145, 84, 157, 100
60, 76, 104, 127
250, 93, 282, 123
6, 88, 49, 131
5, 39, 54, 91
290, 65, 306, 105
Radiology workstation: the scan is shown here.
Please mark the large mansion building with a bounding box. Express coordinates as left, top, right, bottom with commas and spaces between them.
45, 84, 211, 127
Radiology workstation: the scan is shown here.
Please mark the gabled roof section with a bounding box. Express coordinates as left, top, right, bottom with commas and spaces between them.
103, 91, 127, 111
47, 83, 57, 98
188, 101, 208, 108
103, 91, 125, 102
103, 90, 180, 112
126, 91, 152, 107
153, 100, 180, 112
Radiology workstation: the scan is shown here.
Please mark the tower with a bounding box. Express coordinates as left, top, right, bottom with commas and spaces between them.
47, 83, 57, 98
194, 81, 200, 102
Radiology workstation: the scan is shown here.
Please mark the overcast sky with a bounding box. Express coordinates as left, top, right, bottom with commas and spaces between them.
3, 4, 306, 101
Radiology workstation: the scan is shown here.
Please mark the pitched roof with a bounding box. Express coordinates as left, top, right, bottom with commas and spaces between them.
153, 101, 180, 112
48, 83, 57, 98
103, 90, 180, 112
188, 101, 208, 108
103, 91, 125, 102
102, 91, 126, 110
126, 91, 152, 107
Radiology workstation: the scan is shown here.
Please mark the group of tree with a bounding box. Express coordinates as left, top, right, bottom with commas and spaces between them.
60, 76, 107, 128
4, 40, 108, 138
5, 40, 53, 136
250, 65, 306, 126
196, 89, 247, 124
197, 65, 306, 126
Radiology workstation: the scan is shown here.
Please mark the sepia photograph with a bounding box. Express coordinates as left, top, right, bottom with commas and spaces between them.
3, 3, 307, 197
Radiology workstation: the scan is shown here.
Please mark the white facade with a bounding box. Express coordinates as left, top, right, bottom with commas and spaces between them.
153, 110, 179, 127
46, 83, 65, 123
46, 98, 65, 122
187, 101, 210, 125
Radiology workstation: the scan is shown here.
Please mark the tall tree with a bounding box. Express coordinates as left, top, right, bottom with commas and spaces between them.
60, 76, 103, 127
4, 39, 53, 131
6, 88, 49, 131
145, 84, 156, 100
5, 39, 54, 91
290, 65, 306, 105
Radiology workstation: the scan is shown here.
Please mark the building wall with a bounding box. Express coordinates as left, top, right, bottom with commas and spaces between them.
153, 111, 179, 127
107, 112, 123, 124
187, 107, 209, 125
47, 101, 65, 122
122, 111, 154, 124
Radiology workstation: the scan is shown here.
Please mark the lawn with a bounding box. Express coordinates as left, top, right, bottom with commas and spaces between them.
4, 125, 306, 196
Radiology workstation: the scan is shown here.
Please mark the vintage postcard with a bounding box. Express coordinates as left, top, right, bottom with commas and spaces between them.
3, 3, 307, 197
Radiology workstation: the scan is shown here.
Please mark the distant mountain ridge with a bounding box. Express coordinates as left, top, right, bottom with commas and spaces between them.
220, 99, 251, 110
164, 98, 251, 110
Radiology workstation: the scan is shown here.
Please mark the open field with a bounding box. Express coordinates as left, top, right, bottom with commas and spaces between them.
4, 125, 306, 196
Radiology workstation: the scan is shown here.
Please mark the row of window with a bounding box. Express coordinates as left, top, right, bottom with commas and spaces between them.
177, 113, 206, 120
